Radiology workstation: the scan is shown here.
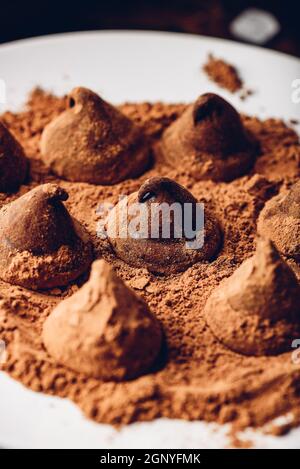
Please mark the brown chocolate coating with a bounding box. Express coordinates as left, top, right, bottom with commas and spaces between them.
155, 93, 257, 182
258, 181, 300, 261
43, 260, 162, 381
204, 237, 300, 356
40, 87, 150, 185
0, 184, 93, 290
107, 177, 222, 274
0, 121, 28, 192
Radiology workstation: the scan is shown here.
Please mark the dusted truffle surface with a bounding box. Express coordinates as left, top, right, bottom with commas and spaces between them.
43, 260, 162, 381
106, 177, 222, 274
258, 181, 300, 261
156, 93, 257, 182
0, 183, 93, 289
204, 237, 300, 356
40, 87, 150, 185
0, 121, 28, 192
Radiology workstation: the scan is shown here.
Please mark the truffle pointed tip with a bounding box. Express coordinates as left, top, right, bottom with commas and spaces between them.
68, 86, 103, 108
255, 236, 280, 263
193, 93, 223, 123
137, 177, 197, 204
90, 258, 115, 282
40, 183, 69, 202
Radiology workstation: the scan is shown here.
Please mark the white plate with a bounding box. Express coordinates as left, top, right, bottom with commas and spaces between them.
0, 30, 299, 449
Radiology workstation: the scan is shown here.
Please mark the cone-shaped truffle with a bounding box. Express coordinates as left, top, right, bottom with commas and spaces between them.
156, 93, 257, 182
0, 184, 93, 289
106, 177, 222, 274
204, 237, 300, 356
0, 121, 28, 192
40, 87, 150, 185
43, 260, 162, 380
258, 181, 300, 261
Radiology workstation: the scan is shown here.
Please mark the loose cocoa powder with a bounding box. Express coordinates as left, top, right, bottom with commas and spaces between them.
1, 89, 300, 441
203, 54, 243, 93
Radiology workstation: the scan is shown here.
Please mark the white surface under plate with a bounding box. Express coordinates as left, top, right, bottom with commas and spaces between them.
0, 30, 299, 449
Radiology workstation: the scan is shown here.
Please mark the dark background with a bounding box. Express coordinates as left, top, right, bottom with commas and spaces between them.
1, 0, 300, 57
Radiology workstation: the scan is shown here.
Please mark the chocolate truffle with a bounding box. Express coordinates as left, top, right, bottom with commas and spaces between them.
258, 181, 300, 261
0, 184, 93, 290
204, 237, 300, 356
40, 87, 150, 185
43, 259, 162, 380
0, 121, 28, 192
106, 177, 222, 274
156, 93, 257, 181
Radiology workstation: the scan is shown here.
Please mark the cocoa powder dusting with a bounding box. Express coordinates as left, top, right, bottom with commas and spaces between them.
1, 89, 300, 441
203, 54, 243, 93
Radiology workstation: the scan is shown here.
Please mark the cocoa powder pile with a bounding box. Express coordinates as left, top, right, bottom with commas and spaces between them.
203, 54, 243, 93
0, 88, 300, 442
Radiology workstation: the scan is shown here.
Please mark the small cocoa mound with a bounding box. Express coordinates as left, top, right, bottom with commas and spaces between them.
40, 87, 150, 185
106, 176, 222, 274
203, 54, 243, 93
0, 183, 93, 289
155, 93, 258, 182
43, 260, 162, 380
204, 237, 300, 356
